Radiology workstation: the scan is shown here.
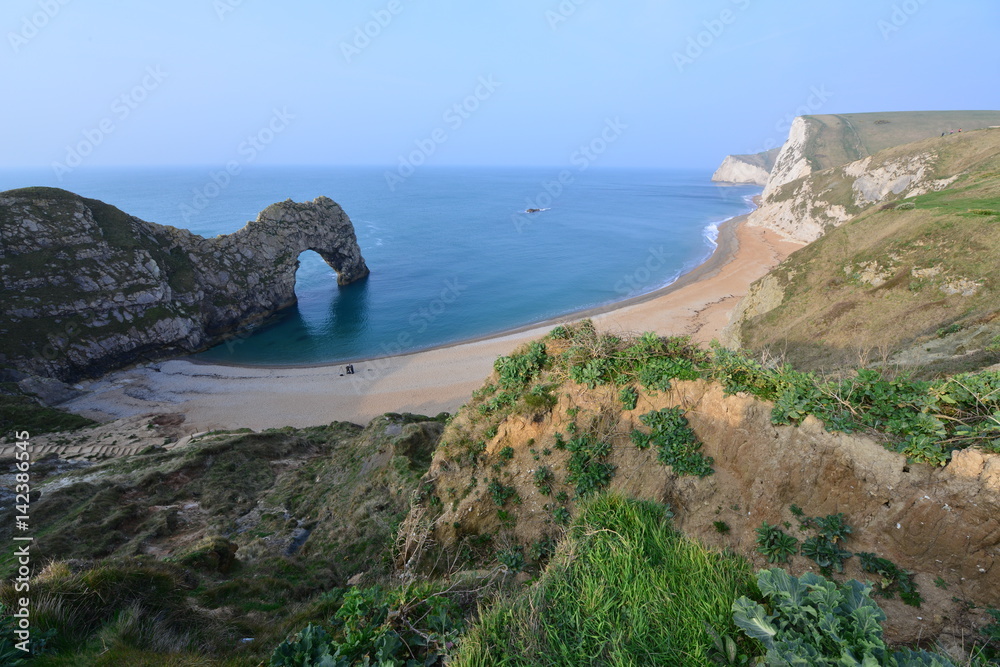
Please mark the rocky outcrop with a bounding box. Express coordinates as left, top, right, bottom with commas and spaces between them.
0, 187, 368, 382
761, 117, 817, 199
748, 132, 982, 244
711, 148, 780, 186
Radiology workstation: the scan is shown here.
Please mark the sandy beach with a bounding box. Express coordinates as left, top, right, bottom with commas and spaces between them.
63, 214, 802, 432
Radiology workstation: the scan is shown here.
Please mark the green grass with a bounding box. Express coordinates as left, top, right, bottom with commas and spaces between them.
737, 125, 1000, 374
798, 111, 1000, 172
0, 391, 97, 440
451, 494, 761, 666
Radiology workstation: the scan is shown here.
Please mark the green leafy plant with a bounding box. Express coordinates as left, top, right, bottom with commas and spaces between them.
271, 623, 336, 667
487, 479, 519, 507
564, 434, 616, 497
494, 341, 548, 389
528, 537, 557, 564
809, 512, 852, 543
639, 407, 714, 477
858, 552, 923, 607
709, 347, 1000, 466
552, 505, 571, 526
630, 428, 651, 449
497, 446, 515, 462
619, 386, 639, 410
498, 548, 526, 573
801, 535, 852, 574
754, 522, 798, 564
272, 584, 465, 667
0, 603, 28, 666
733, 569, 955, 666
705, 625, 755, 666
713, 521, 731, 535
532, 465, 555, 496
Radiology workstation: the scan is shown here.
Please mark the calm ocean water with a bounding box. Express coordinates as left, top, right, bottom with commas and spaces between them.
1, 167, 759, 364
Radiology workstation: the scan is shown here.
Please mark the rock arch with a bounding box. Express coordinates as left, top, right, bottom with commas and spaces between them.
0, 188, 370, 380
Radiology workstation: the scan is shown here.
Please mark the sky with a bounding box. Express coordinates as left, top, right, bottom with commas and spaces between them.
4, 0, 999, 171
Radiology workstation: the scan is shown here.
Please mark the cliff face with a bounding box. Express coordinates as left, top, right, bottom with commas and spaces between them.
405, 357, 1000, 643
722, 125, 1000, 370
749, 131, 989, 243
0, 187, 368, 382
710, 148, 780, 186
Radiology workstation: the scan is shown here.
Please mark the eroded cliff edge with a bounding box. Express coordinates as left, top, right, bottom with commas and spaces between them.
0, 187, 369, 382
711, 147, 780, 186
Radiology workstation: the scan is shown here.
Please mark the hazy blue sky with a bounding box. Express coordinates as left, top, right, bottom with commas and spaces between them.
5, 0, 998, 170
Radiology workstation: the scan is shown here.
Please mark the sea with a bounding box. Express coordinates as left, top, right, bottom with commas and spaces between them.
0, 166, 760, 365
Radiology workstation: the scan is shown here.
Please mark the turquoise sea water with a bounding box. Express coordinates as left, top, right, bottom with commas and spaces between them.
0, 167, 759, 364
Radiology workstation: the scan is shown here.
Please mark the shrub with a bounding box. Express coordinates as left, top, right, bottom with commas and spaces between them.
639, 407, 714, 477
272, 584, 464, 667
494, 341, 548, 389
523, 383, 557, 411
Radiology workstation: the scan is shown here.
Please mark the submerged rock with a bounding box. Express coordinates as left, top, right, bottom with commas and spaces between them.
0, 187, 369, 381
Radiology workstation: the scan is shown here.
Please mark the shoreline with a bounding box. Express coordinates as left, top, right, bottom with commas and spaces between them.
63, 211, 804, 432
189, 210, 751, 371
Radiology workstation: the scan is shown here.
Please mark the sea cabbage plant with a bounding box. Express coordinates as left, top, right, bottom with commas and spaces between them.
732, 569, 955, 666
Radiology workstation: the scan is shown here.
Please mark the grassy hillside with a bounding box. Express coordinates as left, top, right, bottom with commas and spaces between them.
737, 129, 1000, 373
0, 413, 445, 665
799, 110, 1000, 172
4, 329, 1000, 664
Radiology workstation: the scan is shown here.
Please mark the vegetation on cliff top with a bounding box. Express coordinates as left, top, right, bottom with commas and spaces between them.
736, 129, 1000, 373
4, 326, 1000, 664
789, 111, 1000, 172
